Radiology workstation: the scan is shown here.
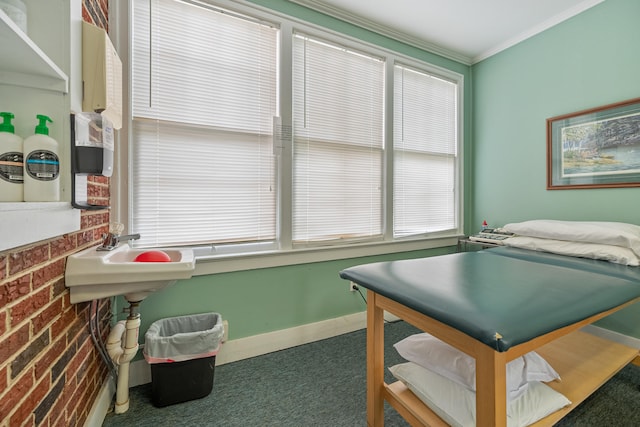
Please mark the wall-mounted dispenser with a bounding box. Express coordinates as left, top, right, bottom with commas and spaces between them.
82, 20, 122, 130
70, 112, 113, 210
73, 20, 122, 210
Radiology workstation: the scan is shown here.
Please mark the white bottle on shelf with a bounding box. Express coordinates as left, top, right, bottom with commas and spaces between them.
0, 111, 24, 202
23, 114, 60, 201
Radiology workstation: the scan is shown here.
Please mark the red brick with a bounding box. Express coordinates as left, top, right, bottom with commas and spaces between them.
50, 377, 74, 421
33, 259, 66, 290
94, 224, 110, 241
99, 0, 109, 18
68, 382, 83, 419
0, 367, 33, 421
81, 6, 93, 24
51, 307, 76, 341
75, 229, 95, 247
84, 361, 99, 387
10, 286, 51, 326
31, 267, 47, 292
35, 336, 66, 380
9, 243, 49, 275
10, 411, 33, 427
0, 254, 6, 280
9, 374, 50, 427
0, 323, 29, 365
0, 365, 6, 394
34, 375, 65, 424
32, 298, 63, 335
0, 310, 6, 336
67, 339, 92, 379
0, 274, 30, 308
98, 300, 111, 324
91, 182, 110, 198
67, 411, 79, 427
89, 175, 109, 185
65, 315, 88, 345
51, 235, 76, 259
50, 280, 66, 303
11, 330, 49, 379
80, 211, 109, 230
71, 372, 95, 424
51, 407, 73, 427
62, 290, 72, 311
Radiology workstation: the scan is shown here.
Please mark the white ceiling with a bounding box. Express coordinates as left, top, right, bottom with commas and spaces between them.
290, 0, 605, 64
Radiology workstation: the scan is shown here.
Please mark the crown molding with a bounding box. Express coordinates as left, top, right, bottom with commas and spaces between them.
288, 0, 605, 65
287, 0, 472, 65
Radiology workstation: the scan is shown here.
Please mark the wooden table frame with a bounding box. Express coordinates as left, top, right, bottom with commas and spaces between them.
366, 290, 640, 427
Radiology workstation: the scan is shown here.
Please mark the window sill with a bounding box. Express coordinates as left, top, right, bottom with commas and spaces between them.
193, 235, 460, 275
0, 202, 81, 252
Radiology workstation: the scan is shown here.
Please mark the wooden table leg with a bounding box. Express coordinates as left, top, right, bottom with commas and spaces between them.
475, 341, 507, 427
367, 290, 385, 427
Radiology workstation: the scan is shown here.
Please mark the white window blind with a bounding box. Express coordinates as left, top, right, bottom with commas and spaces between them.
131, 0, 278, 247
292, 34, 385, 244
393, 64, 458, 237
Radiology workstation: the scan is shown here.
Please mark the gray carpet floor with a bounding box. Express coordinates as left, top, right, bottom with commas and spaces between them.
102, 321, 640, 426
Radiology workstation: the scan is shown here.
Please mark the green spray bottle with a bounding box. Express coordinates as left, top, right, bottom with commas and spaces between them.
23, 114, 60, 201
0, 112, 24, 201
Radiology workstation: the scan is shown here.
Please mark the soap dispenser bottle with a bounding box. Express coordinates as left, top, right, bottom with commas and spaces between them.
23, 115, 60, 202
0, 112, 24, 201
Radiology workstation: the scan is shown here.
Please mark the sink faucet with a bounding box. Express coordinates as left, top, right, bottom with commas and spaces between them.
97, 232, 141, 251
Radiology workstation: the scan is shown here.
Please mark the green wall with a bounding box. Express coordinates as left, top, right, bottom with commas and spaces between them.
133, 247, 453, 342
472, 0, 640, 337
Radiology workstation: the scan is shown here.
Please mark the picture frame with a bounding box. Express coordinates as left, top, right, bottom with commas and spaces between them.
547, 97, 640, 189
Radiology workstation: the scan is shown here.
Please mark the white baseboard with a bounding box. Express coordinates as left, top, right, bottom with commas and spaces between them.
83, 375, 115, 427
128, 310, 370, 387
126, 310, 401, 387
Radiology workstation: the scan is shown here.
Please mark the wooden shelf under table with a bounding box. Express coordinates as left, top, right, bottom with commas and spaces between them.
383, 330, 639, 426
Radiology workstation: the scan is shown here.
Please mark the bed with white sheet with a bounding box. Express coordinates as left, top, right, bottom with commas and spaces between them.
339, 220, 640, 426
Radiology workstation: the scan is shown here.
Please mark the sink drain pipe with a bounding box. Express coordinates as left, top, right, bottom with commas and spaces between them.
106, 301, 141, 414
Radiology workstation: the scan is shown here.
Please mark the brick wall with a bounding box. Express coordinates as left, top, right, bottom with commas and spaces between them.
0, 1, 112, 426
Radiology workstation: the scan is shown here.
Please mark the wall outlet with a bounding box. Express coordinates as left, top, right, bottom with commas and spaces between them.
349, 282, 358, 292
222, 320, 229, 343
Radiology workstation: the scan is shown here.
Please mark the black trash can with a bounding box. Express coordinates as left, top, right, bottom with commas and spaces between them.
143, 312, 224, 407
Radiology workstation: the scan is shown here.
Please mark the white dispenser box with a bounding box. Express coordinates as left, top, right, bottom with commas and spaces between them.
82, 21, 122, 129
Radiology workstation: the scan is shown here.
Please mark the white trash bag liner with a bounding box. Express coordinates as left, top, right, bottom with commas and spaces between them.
144, 312, 224, 364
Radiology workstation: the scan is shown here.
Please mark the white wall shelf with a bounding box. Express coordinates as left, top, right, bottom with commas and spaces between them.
0, 1, 81, 253
0, 203, 80, 252
0, 9, 68, 93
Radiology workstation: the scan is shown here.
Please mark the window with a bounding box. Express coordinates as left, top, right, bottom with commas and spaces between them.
393, 64, 458, 237
125, 0, 462, 259
131, 0, 278, 247
292, 34, 385, 245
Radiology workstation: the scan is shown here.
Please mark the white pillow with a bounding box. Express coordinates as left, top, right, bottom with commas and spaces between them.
394, 333, 560, 400
503, 220, 640, 257
503, 236, 640, 266
389, 362, 571, 427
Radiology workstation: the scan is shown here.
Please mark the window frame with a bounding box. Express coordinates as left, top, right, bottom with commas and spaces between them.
112, 0, 464, 275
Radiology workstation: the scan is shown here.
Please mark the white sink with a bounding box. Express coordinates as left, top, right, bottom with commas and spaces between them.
65, 244, 196, 303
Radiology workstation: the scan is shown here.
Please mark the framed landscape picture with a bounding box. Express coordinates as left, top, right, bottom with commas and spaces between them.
547, 97, 640, 189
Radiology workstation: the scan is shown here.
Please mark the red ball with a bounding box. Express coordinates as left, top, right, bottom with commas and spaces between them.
133, 250, 172, 262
